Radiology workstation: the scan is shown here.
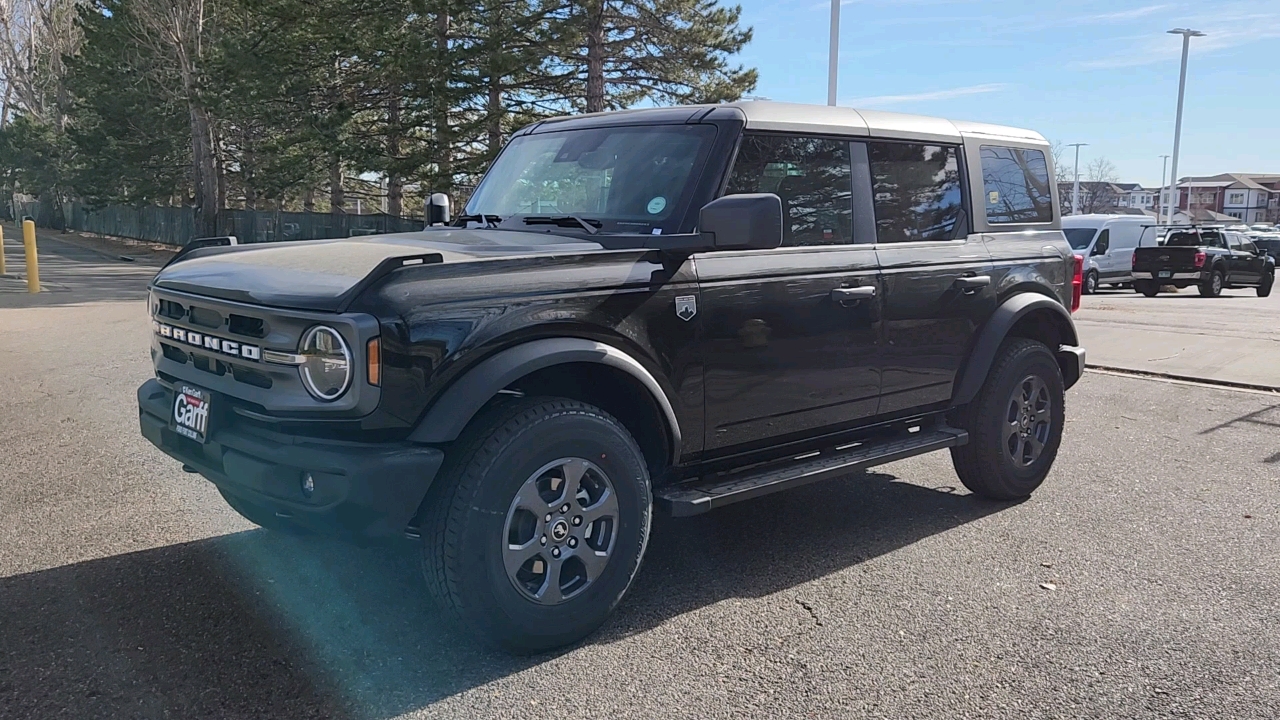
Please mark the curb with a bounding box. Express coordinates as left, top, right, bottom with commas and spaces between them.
1087, 364, 1280, 395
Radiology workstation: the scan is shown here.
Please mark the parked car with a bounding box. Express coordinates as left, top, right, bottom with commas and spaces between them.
137, 101, 1086, 651
1062, 214, 1156, 293
1132, 227, 1275, 297
1252, 235, 1280, 261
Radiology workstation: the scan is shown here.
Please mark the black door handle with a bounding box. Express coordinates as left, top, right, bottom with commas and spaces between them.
830, 286, 877, 305
953, 275, 991, 294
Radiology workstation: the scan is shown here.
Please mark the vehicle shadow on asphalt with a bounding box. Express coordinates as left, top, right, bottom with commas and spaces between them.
0, 471, 1002, 719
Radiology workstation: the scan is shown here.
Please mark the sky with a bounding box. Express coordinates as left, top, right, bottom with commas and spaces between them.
730, 0, 1280, 188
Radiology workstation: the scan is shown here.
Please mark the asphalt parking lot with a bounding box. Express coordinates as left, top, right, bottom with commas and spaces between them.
2, 232, 1278, 719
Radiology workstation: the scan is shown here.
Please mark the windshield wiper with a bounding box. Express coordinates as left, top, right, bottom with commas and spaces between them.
455, 213, 502, 228
523, 215, 601, 235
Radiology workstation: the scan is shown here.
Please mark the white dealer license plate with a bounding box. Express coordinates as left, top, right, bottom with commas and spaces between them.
1158, 270, 1172, 279
172, 384, 212, 443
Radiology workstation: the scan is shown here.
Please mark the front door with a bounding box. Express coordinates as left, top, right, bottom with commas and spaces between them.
865, 140, 995, 414
1227, 233, 1261, 285
697, 133, 882, 453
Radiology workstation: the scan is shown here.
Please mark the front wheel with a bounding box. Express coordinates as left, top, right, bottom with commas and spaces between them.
1258, 273, 1273, 297
949, 339, 1066, 501
420, 397, 652, 653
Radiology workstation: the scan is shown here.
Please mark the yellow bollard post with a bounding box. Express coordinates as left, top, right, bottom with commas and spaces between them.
23, 219, 39, 293
0, 225, 6, 276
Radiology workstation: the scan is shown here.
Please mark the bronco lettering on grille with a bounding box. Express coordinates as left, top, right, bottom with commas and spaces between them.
154, 322, 262, 361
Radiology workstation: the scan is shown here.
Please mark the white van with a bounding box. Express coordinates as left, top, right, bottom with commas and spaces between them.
1062, 214, 1156, 293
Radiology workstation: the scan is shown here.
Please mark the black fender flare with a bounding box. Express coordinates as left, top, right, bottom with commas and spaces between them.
408, 337, 682, 462
952, 294, 1081, 406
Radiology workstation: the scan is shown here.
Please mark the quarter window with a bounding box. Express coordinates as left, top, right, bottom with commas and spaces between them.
867, 142, 964, 243
725, 134, 853, 246
980, 146, 1053, 224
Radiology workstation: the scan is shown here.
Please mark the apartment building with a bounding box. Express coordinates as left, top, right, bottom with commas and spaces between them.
1158, 173, 1280, 224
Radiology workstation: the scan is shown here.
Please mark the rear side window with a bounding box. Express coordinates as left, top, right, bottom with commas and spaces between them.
980, 146, 1053, 224
726, 134, 853, 247
867, 142, 964, 243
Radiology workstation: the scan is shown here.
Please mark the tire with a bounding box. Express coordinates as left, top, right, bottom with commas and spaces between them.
949, 338, 1066, 501
1083, 270, 1099, 295
420, 396, 652, 653
218, 488, 309, 534
1258, 273, 1273, 298
1135, 280, 1159, 297
1199, 269, 1224, 297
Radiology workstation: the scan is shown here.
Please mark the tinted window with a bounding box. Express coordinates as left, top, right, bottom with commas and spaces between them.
867, 142, 964, 243
980, 146, 1053, 224
726, 134, 852, 246
1227, 233, 1243, 249
1165, 232, 1204, 247
1064, 228, 1097, 250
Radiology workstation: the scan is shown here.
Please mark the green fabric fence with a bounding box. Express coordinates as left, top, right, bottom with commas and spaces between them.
11, 199, 424, 246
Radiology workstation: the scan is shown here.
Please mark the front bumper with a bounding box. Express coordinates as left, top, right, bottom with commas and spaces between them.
1057, 344, 1086, 390
138, 379, 443, 538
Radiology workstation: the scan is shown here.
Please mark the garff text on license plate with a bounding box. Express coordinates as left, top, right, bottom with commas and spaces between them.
173, 386, 210, 441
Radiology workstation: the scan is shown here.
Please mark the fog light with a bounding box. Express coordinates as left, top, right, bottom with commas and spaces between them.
301, 473, 315, 498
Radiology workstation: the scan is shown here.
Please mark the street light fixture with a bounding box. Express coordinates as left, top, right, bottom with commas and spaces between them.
1068, 143, 1088, 215
1164, 28, 1205, 225
827, 0, 840, 105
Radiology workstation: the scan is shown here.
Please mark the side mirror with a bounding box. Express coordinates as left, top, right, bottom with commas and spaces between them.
427, 193, 450, 226
1091, 239, 1109, 256
699, 193, 783, 251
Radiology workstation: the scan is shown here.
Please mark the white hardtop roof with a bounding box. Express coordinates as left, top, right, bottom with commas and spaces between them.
1062, 214, 1153, 225
725, 101, 1046, 144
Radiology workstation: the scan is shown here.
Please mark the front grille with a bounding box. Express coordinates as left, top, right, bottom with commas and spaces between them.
161, 343, 189, 364
188, 306, 223, 329
158, 299, 185, 320
232, 366, 272, 389
228, 314, 266, 338
192, 354, 228, 376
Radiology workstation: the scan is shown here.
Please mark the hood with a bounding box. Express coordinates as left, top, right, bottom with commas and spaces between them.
152, 228, 612, 311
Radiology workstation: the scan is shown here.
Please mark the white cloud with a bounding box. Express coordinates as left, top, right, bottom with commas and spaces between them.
844, 83, 1009, 107
1088, 5, 1169, 23
1069, 6, 1280, 70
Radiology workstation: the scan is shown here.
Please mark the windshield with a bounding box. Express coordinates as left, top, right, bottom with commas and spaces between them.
464, 124, 717, 235
1064, 228, 1097, 250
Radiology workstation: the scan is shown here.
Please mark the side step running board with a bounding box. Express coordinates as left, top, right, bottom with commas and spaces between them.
656, 426, 968, 517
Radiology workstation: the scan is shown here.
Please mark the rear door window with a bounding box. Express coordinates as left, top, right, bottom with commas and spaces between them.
979, 146, 1053, 224
866, 142, 965, 243
726, 134, 853, 246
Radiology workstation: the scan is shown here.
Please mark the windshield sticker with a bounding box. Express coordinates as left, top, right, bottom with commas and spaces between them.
988, 191, 999, 205
647, 196, 667, 214
652, 228, 662, 235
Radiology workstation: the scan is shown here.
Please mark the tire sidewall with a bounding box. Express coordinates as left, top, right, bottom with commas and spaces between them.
977, 344, 1066, 491
452, 409, 651, 648
1084, 271, 1098, 295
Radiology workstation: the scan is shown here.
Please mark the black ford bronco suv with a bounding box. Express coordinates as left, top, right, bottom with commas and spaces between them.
138, 102, 1085, 651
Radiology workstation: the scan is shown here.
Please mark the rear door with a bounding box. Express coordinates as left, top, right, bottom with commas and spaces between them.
868, 139, 994, 414
695, 133, 883, 453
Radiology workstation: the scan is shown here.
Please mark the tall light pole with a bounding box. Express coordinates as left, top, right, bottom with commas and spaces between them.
1165, 28, 1204, 226
827, 0, 840, 105
1158, 154, 1170, 223
1068, 143, 1088, 215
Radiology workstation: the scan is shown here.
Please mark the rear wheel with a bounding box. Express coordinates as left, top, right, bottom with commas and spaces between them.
1258, 272, 1273, 297
1083, 270, 1099, 295
949, 339, 1065, 501
1199, 269, 1224, 297
420, 397, 652, 653
1134, 280, 1159, 297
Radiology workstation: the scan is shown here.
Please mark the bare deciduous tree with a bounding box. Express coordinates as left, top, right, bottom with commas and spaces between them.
1080, 156, 1119, 214
0, 0, 84, 128
127, 0, 220, 233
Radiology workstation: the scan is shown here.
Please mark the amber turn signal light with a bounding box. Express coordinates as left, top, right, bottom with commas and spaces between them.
366, 337, 381, 386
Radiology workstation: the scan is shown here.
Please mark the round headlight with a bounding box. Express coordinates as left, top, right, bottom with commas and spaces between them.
299, 326, 352, 401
